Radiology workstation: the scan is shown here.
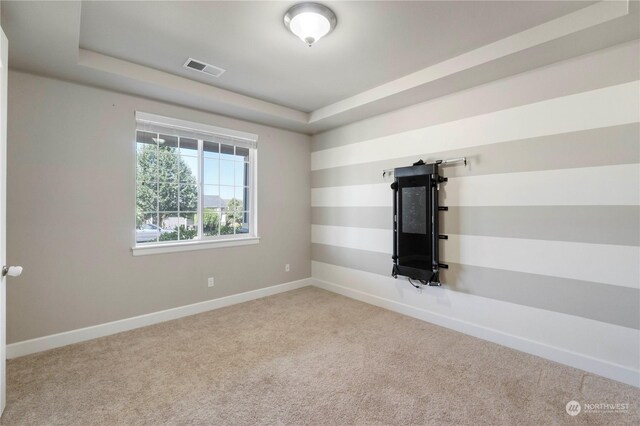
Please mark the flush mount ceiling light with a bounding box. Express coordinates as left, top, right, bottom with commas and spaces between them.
284, 2, 337, 47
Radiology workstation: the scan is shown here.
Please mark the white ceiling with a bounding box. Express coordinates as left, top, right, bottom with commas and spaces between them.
2, 1, 639, 134
78, 1, 593, 112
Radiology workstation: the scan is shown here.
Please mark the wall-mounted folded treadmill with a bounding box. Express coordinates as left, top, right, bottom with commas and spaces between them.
391, 160, 449, 286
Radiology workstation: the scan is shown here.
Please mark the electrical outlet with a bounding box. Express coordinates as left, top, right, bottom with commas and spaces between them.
207, 277, 215, 287
285, 264, 290, 272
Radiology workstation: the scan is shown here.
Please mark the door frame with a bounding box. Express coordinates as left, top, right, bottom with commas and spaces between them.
0, 23, 9, 415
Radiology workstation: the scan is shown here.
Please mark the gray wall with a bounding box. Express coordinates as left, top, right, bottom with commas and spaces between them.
6, 71, 311, 344
310, 40, 640, 377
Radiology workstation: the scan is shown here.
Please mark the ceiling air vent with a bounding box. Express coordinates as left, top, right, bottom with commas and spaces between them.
183, 58, 225, 78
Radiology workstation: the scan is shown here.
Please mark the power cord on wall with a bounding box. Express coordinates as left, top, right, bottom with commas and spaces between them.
407, 277, 429, 289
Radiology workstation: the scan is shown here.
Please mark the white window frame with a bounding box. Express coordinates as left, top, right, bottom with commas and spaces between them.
132, 112, 259, 256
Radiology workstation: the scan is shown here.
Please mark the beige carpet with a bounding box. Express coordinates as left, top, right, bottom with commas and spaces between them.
2, 287, 639, 425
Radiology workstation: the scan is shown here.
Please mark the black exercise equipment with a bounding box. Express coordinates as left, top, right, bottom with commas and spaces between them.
391, 159, 457, 287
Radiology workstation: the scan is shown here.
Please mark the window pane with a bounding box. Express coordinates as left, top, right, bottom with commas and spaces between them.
227, 198, 242, 214
158, 141, 178, 154
204, 141, 219, 159
233, 187, 245, 208
136, 132, 157, 184
137, 144, 158, 182
220, 210, 234, 235
220, 186, 233, 201
136, 131, 157, 145
204, 197, 223, 213
243, 187, 249, 212
237, 212, 249, 234
220, 160, 234, 186
179, 138, 198, 156
226, 195, 243, 235
158, 184, 179, 211
203, 208, 220, 236
178, 213, 198, 241
159, 213, 179, 242
160, 213, 179, 231
220, 144, 234, 160
136, 121, 254, 246
159, 134, 178, 149
157, 152, 179, 183
236, 147, 249, 162
136, 182, 158, 213
136, 213, 160, 244
179, 184, 198, 211
234, 162, 247, 186
203, 158, 219, 185
203, 184, 220, 197
180, 156, 198, 184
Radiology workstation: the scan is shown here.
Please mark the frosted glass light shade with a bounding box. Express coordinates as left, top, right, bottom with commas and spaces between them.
284, 3, 337, 47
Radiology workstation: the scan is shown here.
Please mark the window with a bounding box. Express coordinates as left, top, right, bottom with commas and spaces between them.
133, 112, 258, 255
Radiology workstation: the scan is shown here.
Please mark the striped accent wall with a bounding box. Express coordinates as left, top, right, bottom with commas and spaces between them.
310, 40, 640, 386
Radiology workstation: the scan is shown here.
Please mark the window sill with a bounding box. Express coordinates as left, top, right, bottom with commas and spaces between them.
132, 236, 260, 256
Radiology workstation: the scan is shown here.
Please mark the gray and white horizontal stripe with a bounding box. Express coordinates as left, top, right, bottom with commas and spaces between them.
310, 77, 640, 334
312, 206, 640, 246
312, 244, 639, 330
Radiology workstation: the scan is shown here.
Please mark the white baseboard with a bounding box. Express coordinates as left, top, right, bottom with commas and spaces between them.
311, 278, 640, 388
9, 276, 638, 388
7, 278, 313, 359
